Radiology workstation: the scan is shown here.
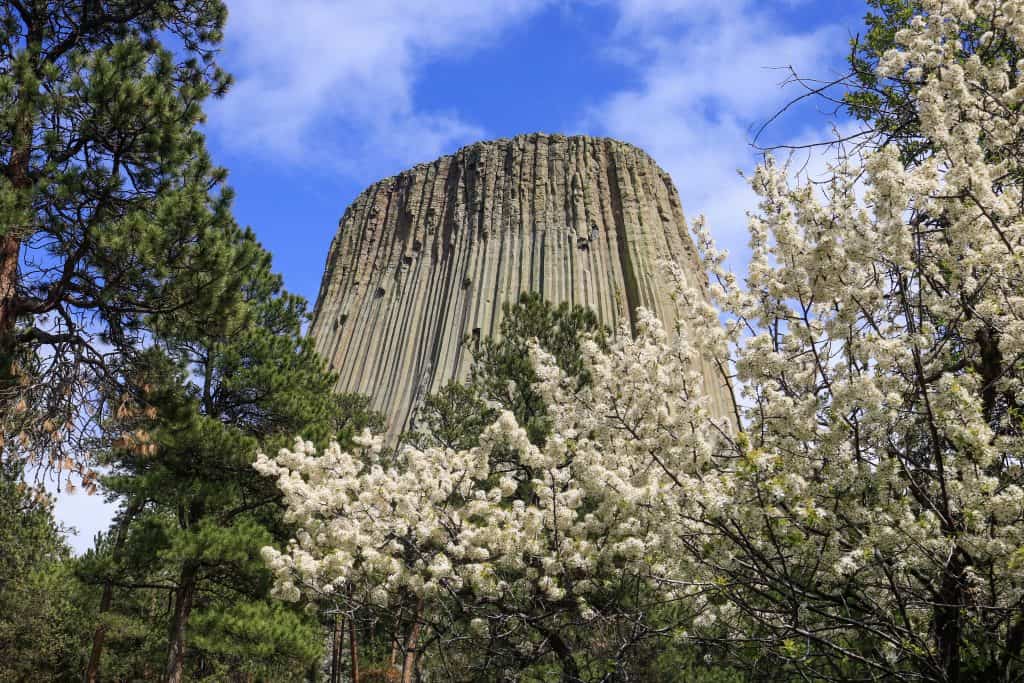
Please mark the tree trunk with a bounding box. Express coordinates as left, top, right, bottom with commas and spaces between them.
0, 235, 20, 349
534, 622, 580, 683
401, 600, 423, 683
935, 551, 965, 683
163, 562, 199, 683
82, 581, 114, 683
83, 501, 141, 683
388, 612, 401, 674
1, 15, 38, 386
0, 137, 28, 386
348, 616, 360, 683
553, 636, 581, 683
330, 614, 343, 683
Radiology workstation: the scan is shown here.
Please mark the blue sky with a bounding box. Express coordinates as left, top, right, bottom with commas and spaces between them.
57, 0, 868, 551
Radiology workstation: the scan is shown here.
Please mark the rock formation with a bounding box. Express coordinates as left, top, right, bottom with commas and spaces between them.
310, 133, 733, 439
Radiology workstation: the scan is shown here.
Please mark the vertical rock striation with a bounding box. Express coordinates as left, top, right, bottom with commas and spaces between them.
310, 133, 732, 439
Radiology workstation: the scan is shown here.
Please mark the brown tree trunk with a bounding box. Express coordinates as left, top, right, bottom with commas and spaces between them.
348, 616, 360, 683
82, 582, 114, 683
1, 141, 28, 385
388, 612, 401, 672
83, 501, 141, 683
0, 235, 20, 341
1, 17, 37, 385
330, 614, 343, 683
401, 600, 423, 683
163, 562, 199, 683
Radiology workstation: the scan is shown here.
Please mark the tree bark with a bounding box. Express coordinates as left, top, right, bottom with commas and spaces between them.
82, 580, 113, 683
401, 600, 423, 683
534, 621, 580, 683
1, 126, 29, 386
388, 612, 401, 674
348, 616, 360, 683
0, 235, 20, 357
1, 9, 39, 385
83, 501, 142, 683
934, 551, 965, 683
330, 614, 343, 683
163, 561, 199, 683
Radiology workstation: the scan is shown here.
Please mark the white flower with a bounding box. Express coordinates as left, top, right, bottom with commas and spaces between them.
253, 4, 1024, 673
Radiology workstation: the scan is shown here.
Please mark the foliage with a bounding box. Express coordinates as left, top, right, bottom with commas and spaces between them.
333, 392, 386, 449
0, 0, 262, 485
0, 2, 381, 681
845, 0, 1023, 165
845, 0, 924, 160
470, 292, 604, 446
409, 292, 605, 450
83, 263, 353, 679
261, 1, 1024, 680
188, 602, 323, 680
0, 461, 91, 681
409, 381, 495, 451
688, 0, 1024, 676
256, 309, 714, 682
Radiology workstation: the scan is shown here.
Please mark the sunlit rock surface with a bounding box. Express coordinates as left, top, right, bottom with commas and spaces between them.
310, 133, 733, 439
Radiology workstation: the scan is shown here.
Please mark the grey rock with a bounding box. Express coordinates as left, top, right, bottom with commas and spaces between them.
310, 133, 733, 440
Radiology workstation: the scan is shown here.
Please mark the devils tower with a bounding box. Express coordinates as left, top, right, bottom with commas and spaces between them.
310, 133, 731, 438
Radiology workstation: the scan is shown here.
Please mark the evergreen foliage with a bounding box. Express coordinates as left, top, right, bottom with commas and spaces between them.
11, 1, 1024, 681
262, 3, 1024, 679
0, 0, 256, 483
0, 460, 90, 681
80, 267, 365, 680
845, 0, 1023, 163
410, 292, 605, 449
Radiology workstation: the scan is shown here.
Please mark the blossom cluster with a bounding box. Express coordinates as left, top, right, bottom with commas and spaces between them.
255, 311, 726, 622
259, 1, 1024, 676
685, 0, 1024, 672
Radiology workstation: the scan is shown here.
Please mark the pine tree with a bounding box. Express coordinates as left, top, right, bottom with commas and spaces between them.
80, 261, 374, 681
0, 458, 90, 681
0, 1, 256, 483
409, 292, 605, 449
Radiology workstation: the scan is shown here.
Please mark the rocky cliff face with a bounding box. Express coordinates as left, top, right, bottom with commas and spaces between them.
310, 133, 732, 439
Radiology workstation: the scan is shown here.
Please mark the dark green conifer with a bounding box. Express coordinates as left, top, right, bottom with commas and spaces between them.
0, 1, 252, 482
81, 262, 372, 681
0, 459, 89, 681
410, 292, 605, 449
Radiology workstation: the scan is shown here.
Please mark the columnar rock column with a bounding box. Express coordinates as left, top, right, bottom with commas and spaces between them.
310, 133, 732, 439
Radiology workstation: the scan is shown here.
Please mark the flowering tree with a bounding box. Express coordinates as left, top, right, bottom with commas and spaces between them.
260, 1, 1024, 680
674, 0, 1024, 677
254, 324, 716, 682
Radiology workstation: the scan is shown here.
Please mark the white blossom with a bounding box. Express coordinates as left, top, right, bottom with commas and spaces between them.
258, 2, 1024, 676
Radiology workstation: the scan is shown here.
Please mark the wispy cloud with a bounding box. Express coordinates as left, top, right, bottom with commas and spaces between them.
589, 0, 850, 262
211, 0, 548, 172
211, 0, 854, 260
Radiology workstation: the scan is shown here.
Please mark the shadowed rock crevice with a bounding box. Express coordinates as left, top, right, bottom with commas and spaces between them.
310, 133, 732, 439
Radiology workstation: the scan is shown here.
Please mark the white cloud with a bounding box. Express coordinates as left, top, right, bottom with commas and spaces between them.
589, 0, 850, 266
212, 0, 548, 171
211, 0, 852, 219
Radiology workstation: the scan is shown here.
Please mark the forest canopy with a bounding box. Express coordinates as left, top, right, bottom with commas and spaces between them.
5, 0, 1024, 682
